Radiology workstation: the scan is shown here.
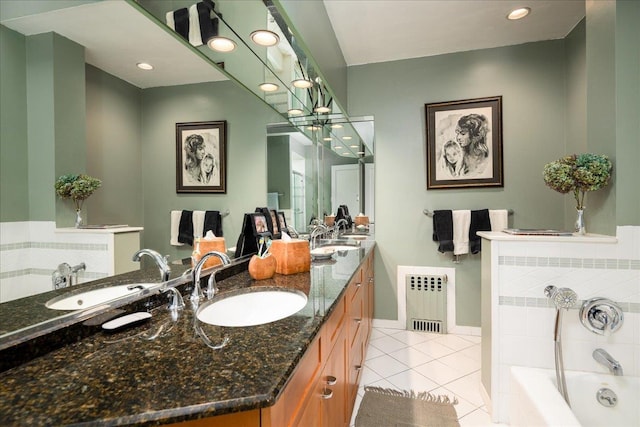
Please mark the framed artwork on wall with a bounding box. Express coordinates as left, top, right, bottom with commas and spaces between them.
176, 120, 227, 193
425, 96, 503, 189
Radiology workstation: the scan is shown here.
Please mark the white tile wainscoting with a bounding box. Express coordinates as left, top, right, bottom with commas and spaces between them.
478, 226, 640, 424
0, 221, 142, 302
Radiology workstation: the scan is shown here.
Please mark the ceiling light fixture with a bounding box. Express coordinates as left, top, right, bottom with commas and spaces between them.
330, 124, 343, 129
323, 137, 332, 141
136, 62, 153, 70
507, 7, 531, 20
207, 36, 237, 52
288, 108, 304, 115
250, 30, 280, 47
259, 82, 279, 92
292, 78, 313, 89
349, 145, 358, 149
343, 136, 352, 140
314, 106, 331, 114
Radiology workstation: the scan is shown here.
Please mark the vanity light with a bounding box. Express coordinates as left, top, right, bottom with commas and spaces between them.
250, 30, 280, 47
136, 62, 153, 70
207, 36, 237, 52
292, 78, 313, 89
259, 82, 279, 92
314, 106, 331, 114
507, 7, 531, 20
288, 108, 304, 115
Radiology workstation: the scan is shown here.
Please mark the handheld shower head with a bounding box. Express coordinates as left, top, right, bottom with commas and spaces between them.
545, 285, 578, 309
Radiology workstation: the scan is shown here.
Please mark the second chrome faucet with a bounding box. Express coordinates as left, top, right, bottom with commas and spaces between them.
192, 251, 231, 303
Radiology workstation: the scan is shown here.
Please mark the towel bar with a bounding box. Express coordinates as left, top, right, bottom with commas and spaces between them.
423, 208, 514, 217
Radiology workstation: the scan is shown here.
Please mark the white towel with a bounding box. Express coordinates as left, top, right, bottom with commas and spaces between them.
452, 210, 471, 255
188, 4, 203, 47
489, 209, 509, 232
166, 11, 175, 31
170, 211, 184, 246
193, 210, 206, 239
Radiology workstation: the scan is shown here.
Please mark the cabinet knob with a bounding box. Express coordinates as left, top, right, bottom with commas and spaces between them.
356, 282, 362, 288
326, 375, 337, 386
355, 318, 362, 324
355, 365, 363, 372
321, 388, 334, 399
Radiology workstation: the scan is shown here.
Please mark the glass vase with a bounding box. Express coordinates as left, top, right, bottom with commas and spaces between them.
574, 208, 585, 235
75, 209, 83, 228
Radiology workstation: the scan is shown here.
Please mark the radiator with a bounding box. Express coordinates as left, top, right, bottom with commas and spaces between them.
406, 274, 447, 333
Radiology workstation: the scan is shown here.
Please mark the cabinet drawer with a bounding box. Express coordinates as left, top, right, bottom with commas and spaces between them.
322, 295, 346, 362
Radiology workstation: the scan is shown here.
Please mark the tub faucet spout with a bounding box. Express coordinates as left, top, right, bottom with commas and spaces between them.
593, 348, 623, 376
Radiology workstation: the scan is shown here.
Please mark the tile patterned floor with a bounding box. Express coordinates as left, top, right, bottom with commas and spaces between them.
349, 327, 507, 426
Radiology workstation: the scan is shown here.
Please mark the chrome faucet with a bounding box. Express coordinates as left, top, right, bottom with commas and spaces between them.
132, 249, 171, 281
593, 348, 623, 376
310, 224, 328, 249
192, 251, 231, 302
333, 218, 349, 238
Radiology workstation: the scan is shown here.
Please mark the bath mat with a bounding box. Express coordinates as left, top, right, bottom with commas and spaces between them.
355, 386, 460, 427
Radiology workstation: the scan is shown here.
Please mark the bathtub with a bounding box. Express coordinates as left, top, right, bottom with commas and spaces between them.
509, 366, 639, 427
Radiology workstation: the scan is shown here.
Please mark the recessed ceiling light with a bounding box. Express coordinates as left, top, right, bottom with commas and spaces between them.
288, 108, 304, 115
136, 62, 153, 70
250, 30, 280, 47
292, 79, 313, 89
323, 137, 332, 141
507, 7, 531, 20
357, 151, 365, 155
343, 136, 353, 140
314, 106, 331, 114
207, 36, 237, 52
259, 82, 279, 92
306, 125, 320, 131
350, 145, 358, 148
330, 124, 343, 129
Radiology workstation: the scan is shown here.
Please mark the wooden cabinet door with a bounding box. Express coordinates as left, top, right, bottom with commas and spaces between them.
322, 327, 347, 427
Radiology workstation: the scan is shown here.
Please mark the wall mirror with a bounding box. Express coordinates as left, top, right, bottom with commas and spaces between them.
0, 0, 373, 340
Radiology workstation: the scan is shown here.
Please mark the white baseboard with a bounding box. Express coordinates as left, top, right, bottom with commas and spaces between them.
451, 325, 481, 336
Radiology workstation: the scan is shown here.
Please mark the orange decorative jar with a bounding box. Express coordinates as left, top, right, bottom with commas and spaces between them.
248, 254, 277, 280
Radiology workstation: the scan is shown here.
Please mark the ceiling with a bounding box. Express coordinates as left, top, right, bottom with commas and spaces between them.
323, 0, 585, 66
1, 0, 585, 88
0, 1, 226, 89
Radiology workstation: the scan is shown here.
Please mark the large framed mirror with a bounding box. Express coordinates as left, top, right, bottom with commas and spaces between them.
0, 0, 374, 342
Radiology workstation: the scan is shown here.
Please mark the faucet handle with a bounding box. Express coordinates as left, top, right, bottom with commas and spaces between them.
580, 298, 624, 335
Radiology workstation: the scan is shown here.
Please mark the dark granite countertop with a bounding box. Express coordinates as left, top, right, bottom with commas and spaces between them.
0, 241, 375, 426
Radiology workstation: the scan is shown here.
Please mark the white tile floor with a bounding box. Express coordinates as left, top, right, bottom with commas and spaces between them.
349, 326, 507, 426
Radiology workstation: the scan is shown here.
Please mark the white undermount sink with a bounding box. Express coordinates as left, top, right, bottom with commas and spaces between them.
45, 283, 156, 311
196, 288, 308, 327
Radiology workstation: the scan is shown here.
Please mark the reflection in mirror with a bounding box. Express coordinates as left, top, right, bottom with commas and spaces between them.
267, 117, 374, 233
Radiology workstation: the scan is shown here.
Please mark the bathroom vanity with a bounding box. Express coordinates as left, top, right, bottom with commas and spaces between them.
0, 241, 375, 426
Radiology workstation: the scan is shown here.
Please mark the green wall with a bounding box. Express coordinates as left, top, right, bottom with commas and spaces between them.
267, 135, 292, 210
348, 40, 569, 325
86, 65, 143, 227
0, 25, 28, 222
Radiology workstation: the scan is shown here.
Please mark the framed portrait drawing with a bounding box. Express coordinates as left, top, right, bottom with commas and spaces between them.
176, 120, 227, 193
425, 96, 503, 189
